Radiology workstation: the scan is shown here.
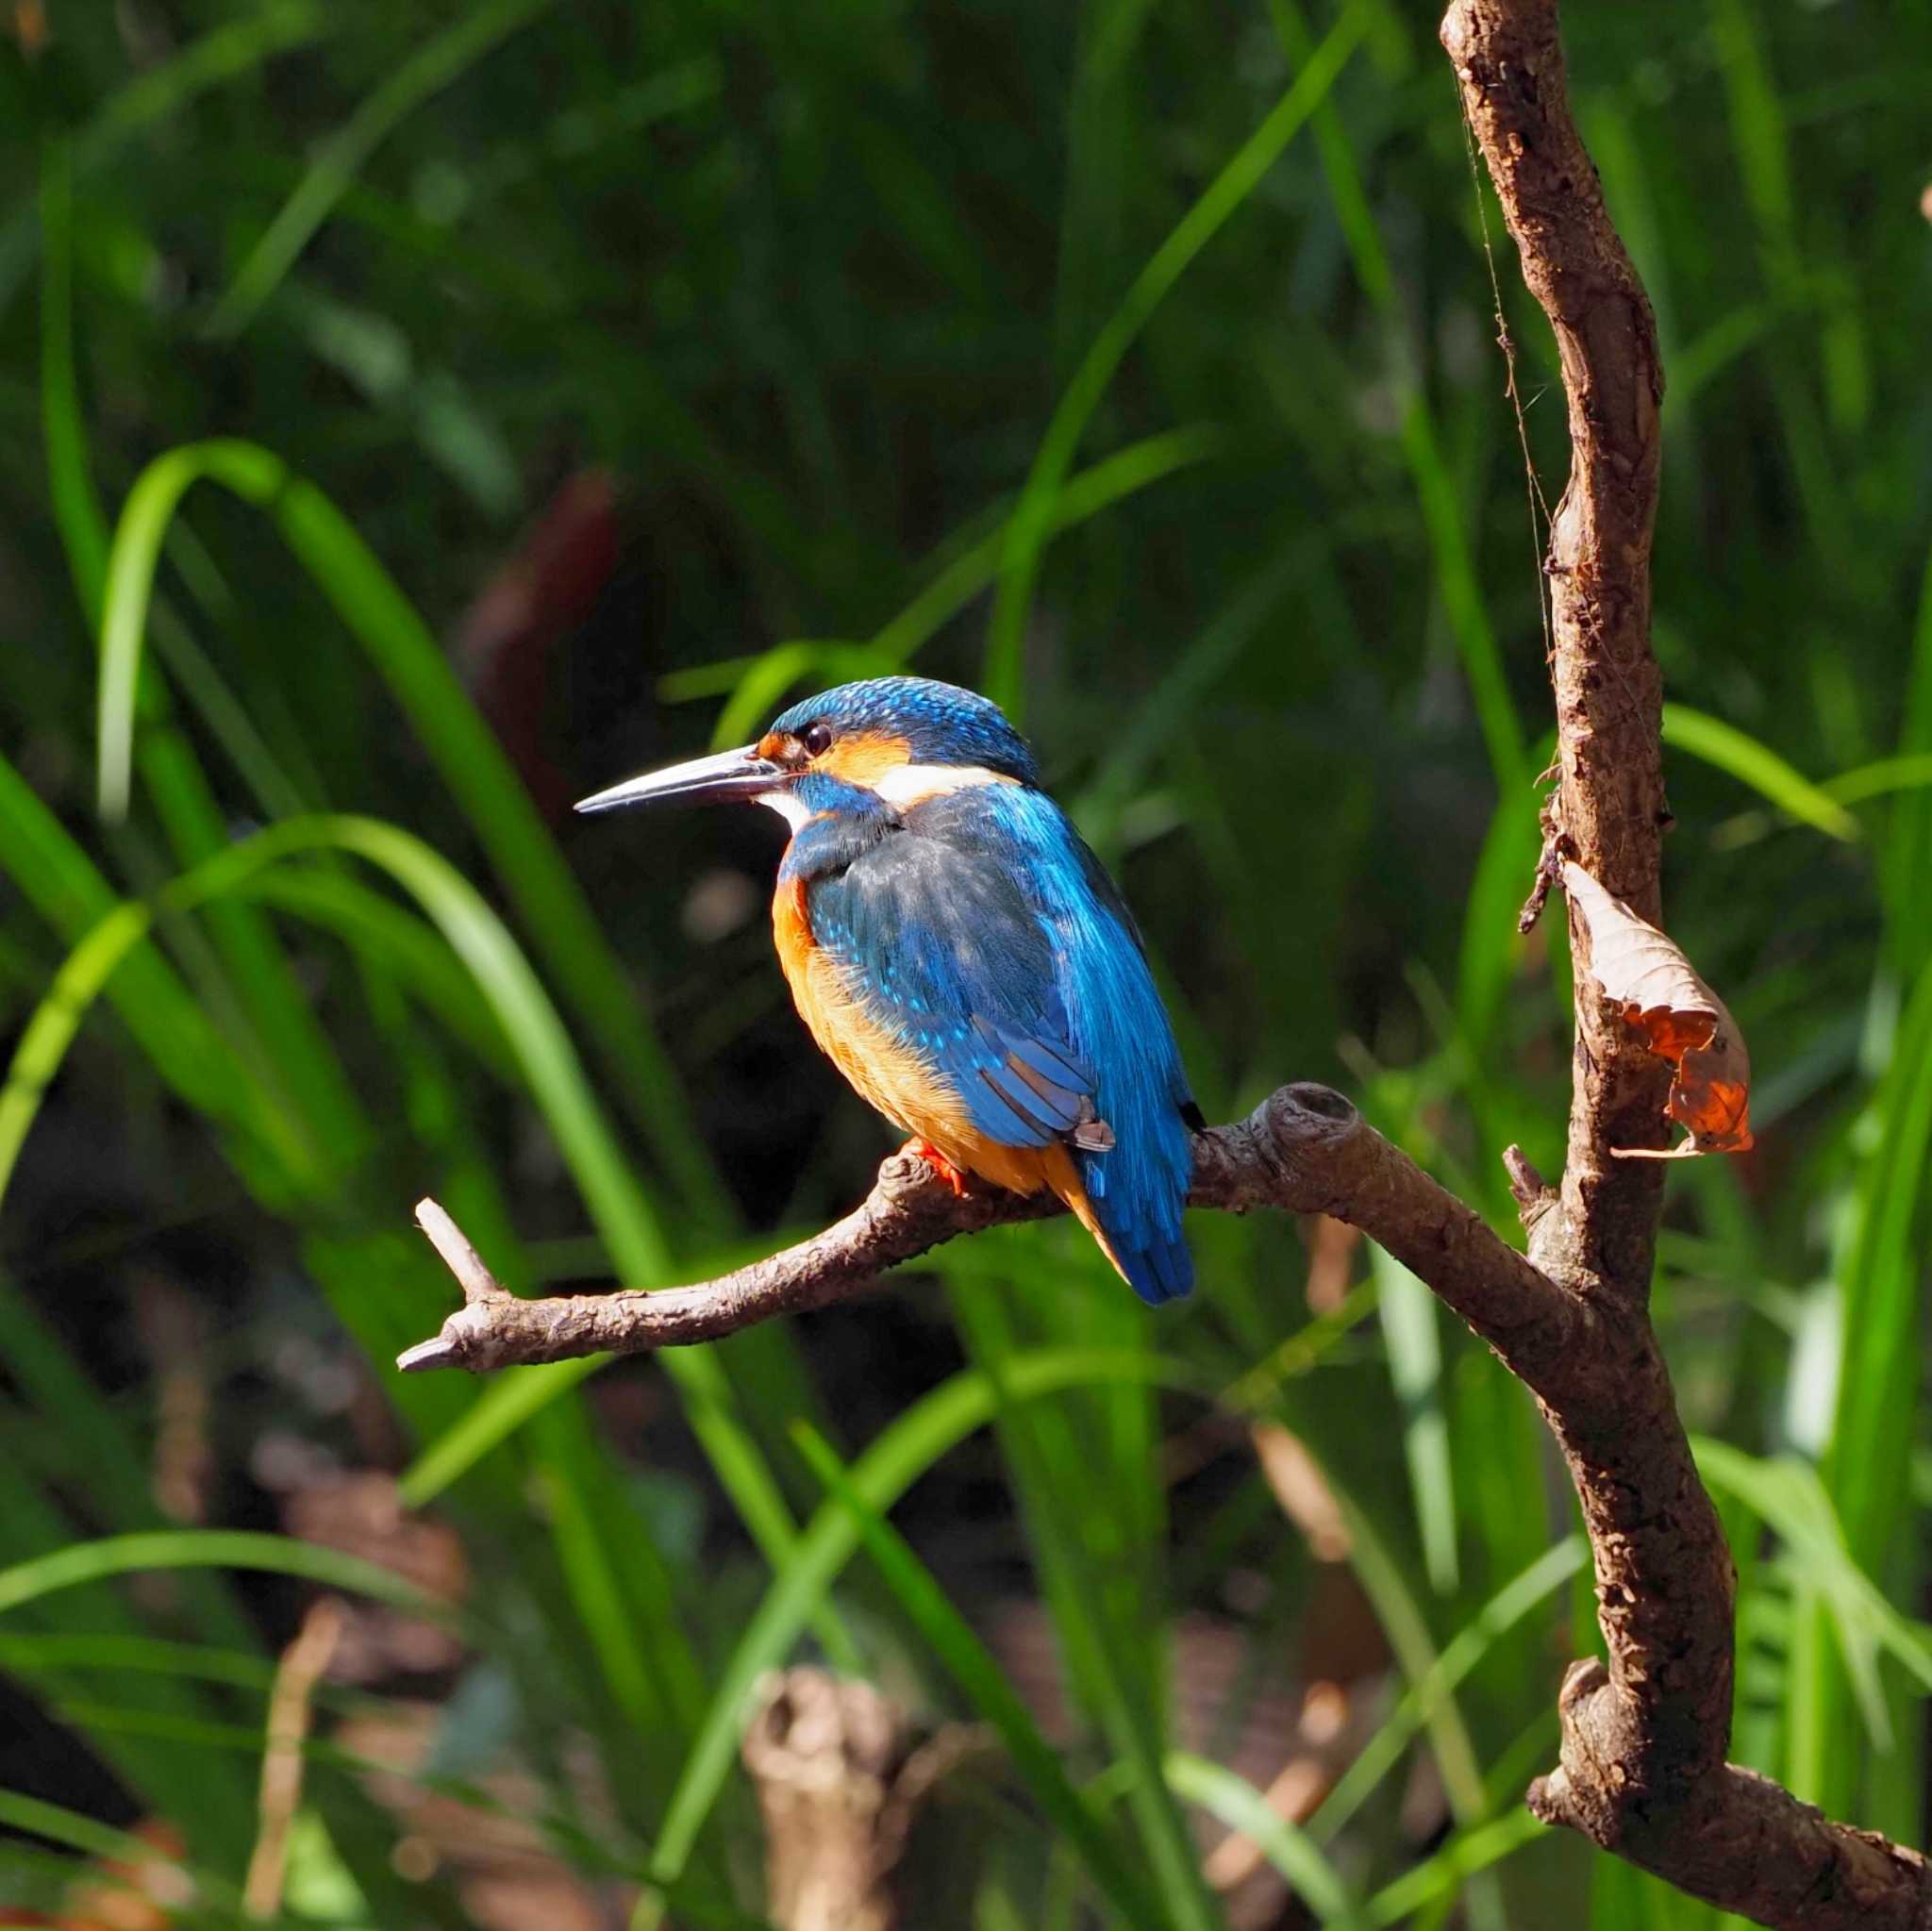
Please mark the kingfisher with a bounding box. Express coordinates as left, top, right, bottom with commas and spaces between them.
576, 676, 1200, 1304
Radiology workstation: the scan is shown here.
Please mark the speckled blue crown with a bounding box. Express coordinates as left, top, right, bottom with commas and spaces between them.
770, 677, 1040, 784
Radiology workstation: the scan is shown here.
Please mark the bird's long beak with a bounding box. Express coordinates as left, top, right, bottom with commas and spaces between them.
575, 744, 785, 815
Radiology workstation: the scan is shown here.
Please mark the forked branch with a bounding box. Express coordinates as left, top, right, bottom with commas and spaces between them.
1442, 0, 1931, 1923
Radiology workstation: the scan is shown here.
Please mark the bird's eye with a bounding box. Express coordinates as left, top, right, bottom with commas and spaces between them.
801, 722, 834, 757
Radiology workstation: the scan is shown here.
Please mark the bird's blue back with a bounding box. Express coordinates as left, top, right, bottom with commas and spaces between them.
793, 778, 1195, 1304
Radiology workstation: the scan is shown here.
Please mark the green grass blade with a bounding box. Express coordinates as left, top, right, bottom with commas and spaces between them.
1364, 1809, 1547, 1926
0, 747, 277, 1154
876, 424, 1226, 668
1373, 1246, 1458, 1593
0, 1529, 441, 1619
197, 821, 808, 1571
1310, 1536, 1585, 1843
398, 1359, 606, 1506
141, 724, 371, 1174
1662, 704, 1859, 841
1823, 754, 1932, 807
0, 1790, 240, 1910
95, 436, 722, 1215
43, 178, 360, 1162
981, 1, 1367, 719
0, 1632, 289, 1694
682, 424, 1230, 733
0, 2, 335, 309
1165, 1752, 1362, 1925
1809, 951, 1932, 1811
1884, 542, 1932, 972
650, 1348, 1195, 1892
38, 137, 110, 628
1456, 730, 1556, 1048
233, 868, 514, 1074
1270, 0, 1525, 798
0, 813, 808, 1624
0, 902, 153, 1212
949, 1277, 1219, 1931
1694, 1440, 1932, 1700
1078, 551, 1308, 833
1317, 1483, 1506, 1931
205, 0, 558, 338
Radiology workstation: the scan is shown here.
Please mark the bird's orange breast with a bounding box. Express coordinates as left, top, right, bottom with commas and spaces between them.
774, 875, 968, 1150
772, 875, 1124, 1275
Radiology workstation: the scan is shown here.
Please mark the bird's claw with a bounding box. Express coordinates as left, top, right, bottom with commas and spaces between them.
903, 1138, 970, 1197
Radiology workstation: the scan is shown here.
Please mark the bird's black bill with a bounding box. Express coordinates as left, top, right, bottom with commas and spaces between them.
574, 745, 784, 814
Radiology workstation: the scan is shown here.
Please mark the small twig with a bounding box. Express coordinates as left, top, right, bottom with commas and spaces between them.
1500, 1143, 1554, 1227
243, 1598, 344, 1921
398, 1197, 511, 1372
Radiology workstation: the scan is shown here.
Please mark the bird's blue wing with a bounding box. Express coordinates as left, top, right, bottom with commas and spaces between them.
973, 784, 1197, 1305
808, 785, 1196, 1304
807, 824, 1104, 1153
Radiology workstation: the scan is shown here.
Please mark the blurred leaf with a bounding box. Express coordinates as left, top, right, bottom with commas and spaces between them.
1165, 1752, 1362, 1925
0, 1529, 442, 1619
1663, 704, 1860, 841
982, 0, 1368, 719
205, 0, 558, 338
1372, 1245, 1457, 1593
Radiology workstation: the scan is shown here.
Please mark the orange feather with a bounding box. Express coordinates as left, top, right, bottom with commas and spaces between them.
818, 730, 913, 788
774, 876, 1133, 1287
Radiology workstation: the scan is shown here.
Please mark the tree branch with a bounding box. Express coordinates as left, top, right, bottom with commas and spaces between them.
1442, 1, 1932, 1924
399, 1083, 1578, 1379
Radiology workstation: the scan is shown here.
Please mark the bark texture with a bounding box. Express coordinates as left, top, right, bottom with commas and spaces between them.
740, 1669, 991, 1931
399, 1085, 1576, 1377
1442, 3, 1932, 1924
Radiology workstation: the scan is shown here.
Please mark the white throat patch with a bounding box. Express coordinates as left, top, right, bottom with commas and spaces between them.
873, 762, 1014, 809
757, 789, 812, 829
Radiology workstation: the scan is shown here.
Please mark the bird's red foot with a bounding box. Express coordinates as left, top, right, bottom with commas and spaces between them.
902, 1138, 970, 1196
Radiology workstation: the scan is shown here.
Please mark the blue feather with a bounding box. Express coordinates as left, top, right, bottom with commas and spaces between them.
772, 677, 1041, 784
974, 785, 1195, 1306
796, 779, 1195, 1305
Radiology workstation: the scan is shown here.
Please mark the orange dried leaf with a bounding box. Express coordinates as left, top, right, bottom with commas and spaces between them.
1561, 861, 1755, 1157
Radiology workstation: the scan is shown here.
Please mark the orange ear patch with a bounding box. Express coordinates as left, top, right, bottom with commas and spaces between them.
820, 731, 911, 786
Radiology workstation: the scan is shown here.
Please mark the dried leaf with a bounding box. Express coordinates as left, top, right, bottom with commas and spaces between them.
1561, 861, 1755, 1157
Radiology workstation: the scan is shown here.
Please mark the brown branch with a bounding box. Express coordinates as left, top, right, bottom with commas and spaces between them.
1442, 2, 1932, 1924
242, 1598, 344, 1922
399, 1083, 1579, 1382
398, 1113, 1932, 1923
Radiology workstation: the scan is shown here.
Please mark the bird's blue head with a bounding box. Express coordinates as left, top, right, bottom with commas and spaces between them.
575, 675, 1040, 825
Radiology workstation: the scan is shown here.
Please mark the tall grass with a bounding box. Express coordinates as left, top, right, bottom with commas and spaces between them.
1, 1, 1927, 1925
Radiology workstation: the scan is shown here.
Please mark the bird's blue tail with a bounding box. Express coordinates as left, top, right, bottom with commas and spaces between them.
1112, 1227, 1194, 1306
1074, 1141, 1193, 1306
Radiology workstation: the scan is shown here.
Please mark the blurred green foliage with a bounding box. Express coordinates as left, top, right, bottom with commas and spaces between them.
1, 1, 1929, 1924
